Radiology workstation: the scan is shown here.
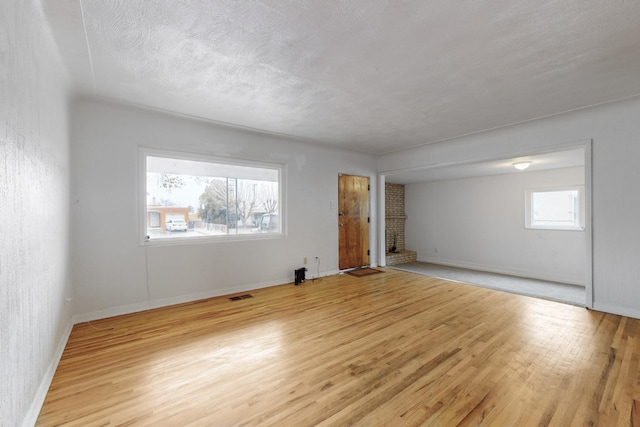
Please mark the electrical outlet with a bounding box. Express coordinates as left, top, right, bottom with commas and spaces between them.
304, 257, 308, 264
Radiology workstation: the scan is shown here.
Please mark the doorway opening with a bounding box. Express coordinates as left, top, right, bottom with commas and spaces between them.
378, 142, 592, 308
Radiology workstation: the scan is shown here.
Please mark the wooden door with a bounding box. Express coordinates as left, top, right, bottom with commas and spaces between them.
338, 174, 370, 270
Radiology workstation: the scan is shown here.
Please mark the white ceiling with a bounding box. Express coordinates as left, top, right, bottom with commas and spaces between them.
43, 0, 640, 155
384, 148, 585, 184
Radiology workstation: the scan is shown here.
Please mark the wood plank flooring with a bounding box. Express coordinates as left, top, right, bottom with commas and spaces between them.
37, 269, 640, 426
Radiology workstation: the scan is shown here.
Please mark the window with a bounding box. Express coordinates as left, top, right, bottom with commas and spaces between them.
141, 149, 283, 243
525, 186, 584, 230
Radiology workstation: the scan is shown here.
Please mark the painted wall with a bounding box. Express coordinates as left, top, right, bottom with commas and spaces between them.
405, 167, 586, 285
379, 96, 640, 319
70, 99, 377, 320
0, 1, 72, 425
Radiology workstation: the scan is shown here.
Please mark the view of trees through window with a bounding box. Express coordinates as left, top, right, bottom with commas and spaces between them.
145, 154, 280, 240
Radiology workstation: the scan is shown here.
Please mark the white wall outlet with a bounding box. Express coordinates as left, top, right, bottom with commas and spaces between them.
304, 257, 308, 264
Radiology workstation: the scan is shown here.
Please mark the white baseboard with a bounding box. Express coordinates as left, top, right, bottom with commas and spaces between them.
72, 270, 337, 324
23, 319, 74, 427
312, 269, 340, 279
592, 302, 640, 320
416, 256, 585, 287
73, 277, 286, 324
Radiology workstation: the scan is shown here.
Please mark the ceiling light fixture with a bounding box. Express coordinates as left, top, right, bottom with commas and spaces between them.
513, 161, 532, 170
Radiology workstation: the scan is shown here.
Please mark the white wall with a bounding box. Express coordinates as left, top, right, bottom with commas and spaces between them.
379, 96, 640, 319
70, 99, 377, 320
406, 167, 586, 285
0, 1, 73, 425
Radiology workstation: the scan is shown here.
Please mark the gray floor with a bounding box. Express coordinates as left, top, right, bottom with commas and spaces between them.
390, 261, 585, 306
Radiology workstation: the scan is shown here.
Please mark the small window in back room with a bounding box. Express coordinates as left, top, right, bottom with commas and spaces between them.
141, 149, 282, 243
525, 186, 584, 230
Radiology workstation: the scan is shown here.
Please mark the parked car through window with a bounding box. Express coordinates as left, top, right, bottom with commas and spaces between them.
165, 219, 188, 232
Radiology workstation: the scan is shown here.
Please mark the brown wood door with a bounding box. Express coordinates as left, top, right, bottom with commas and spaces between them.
338, 174, 370, 270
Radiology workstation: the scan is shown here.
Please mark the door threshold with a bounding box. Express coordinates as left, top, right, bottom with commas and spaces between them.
339, 266, 371, 273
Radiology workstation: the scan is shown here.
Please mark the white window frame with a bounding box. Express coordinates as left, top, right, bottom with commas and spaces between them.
525, 185, 585, 231
139, 148, 285, 246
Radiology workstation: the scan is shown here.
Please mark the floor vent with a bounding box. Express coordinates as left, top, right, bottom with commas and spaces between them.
229, 294, 253, 301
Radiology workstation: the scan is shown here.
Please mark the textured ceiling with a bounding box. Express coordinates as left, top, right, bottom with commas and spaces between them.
44, 0, 640, 154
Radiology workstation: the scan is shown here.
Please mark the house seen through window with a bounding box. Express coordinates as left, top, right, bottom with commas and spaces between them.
143, 151, 281, 242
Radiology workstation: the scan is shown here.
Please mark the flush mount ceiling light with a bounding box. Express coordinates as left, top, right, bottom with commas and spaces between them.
513, 161, 532, 170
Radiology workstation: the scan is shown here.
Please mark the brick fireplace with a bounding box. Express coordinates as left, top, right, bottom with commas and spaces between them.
385, 183, 417, 266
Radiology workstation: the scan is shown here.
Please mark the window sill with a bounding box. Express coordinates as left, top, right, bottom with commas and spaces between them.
525, 226, 584, 232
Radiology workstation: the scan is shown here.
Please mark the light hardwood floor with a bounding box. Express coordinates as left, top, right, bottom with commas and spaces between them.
38, 269, 640, 426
